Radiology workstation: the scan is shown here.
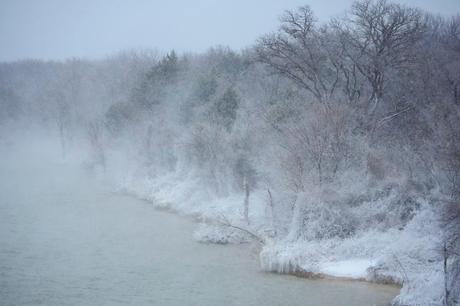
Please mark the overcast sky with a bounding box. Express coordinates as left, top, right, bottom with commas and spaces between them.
0, 0, 459, 62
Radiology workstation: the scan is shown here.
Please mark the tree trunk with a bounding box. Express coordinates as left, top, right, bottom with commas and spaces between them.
444, 241, 450, 306
59, 123, 66, 158
243, 176, 250, 225
267, 188, 276, 236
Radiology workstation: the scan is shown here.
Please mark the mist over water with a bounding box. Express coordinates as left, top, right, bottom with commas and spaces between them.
0, 1, 459, 305
0, 136, 398, 306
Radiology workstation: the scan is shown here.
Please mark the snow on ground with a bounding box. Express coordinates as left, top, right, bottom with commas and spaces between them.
0, 131, 439, 305
259, 208, 445, 306
1, 139, 400, 306
93, 149, 448, 306
320, 259, 375, 279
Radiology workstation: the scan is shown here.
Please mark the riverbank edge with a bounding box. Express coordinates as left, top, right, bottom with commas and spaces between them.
113, 181, 404, 300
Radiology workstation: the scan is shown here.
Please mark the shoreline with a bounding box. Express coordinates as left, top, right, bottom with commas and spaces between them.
114, 181, 403, 294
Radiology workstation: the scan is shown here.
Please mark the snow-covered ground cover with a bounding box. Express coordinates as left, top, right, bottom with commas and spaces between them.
2, 125, 451, 306
1, 138, 401, 306
101, 151, 450, 306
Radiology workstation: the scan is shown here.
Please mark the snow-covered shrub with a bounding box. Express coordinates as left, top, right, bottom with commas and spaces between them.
193, 223, 253, 244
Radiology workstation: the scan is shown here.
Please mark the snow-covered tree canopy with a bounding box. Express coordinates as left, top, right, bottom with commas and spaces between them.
0, 1, 459, 305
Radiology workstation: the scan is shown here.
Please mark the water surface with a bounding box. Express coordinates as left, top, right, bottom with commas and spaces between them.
0, 142, 399, 305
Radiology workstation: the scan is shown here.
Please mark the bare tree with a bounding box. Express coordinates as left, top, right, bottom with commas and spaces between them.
264, 102, 353, 189
87, 120, 106, 172
337, 0, 425, 122
47, 88, 71, 158
256, 6, 341, 108
440, 200, 460, 306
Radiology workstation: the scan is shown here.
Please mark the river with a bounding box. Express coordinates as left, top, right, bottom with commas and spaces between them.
0, 140, 399, 305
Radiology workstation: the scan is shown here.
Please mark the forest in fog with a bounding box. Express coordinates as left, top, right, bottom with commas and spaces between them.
0, 1, 459, 305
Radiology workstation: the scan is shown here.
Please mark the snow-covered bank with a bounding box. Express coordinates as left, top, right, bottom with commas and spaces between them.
260, 210, 444, 305
1, 130, 451, 306
101, 157, 452, 306
2, 3, 459, 304
1, 139, 401, 306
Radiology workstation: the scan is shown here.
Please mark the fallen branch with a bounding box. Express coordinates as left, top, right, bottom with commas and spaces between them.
216, 213, 266, 244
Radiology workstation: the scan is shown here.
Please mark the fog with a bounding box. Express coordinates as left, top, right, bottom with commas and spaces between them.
0, 1, 459, 305
0, 135, 400, 305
